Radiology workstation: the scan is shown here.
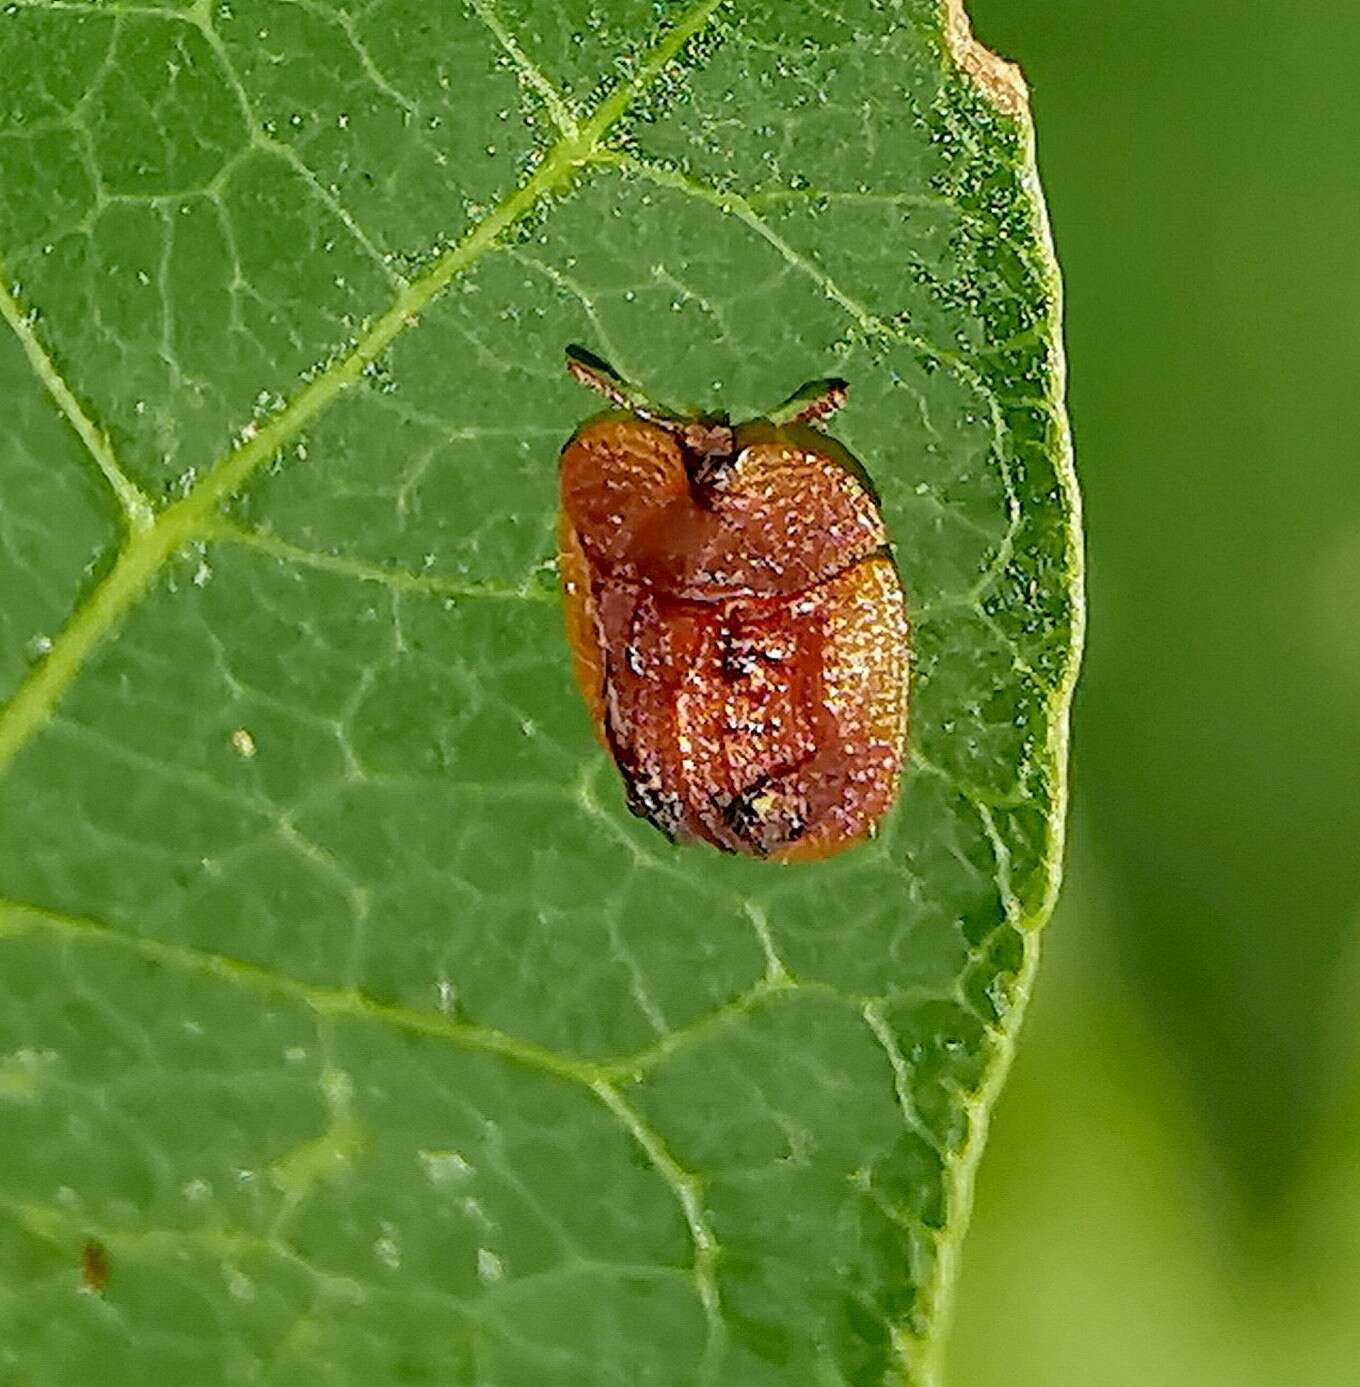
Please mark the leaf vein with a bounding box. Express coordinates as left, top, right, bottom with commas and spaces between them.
0, 274, 154, 531
208, 520, 556, 603
0, 0, 728, 777
589, 1080, 726, 1369
190, 6, 408, 288
463, 0, 580, 141
0, 896, 610, 1087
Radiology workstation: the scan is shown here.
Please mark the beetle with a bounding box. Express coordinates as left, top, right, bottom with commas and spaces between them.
558, 347, 909, 861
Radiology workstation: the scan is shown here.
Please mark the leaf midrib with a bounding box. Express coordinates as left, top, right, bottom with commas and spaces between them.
0, 0, 727, 777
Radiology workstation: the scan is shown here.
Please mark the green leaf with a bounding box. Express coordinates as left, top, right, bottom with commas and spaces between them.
0, 1, 1081, 1382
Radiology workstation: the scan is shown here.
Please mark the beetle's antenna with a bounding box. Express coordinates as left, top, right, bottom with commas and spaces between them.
566, 345, 735, 470
565, 345, 640, 411
565, 345, 684, 431
767, 377, 849, 427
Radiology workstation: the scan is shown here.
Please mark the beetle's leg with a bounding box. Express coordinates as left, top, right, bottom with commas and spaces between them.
767, 377, 849, 427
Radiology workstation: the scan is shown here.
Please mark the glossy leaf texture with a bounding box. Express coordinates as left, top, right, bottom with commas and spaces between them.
0, 2, 1080, 1384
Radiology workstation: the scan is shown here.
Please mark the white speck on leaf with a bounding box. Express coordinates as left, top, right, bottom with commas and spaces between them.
418, 1149, 472, 1184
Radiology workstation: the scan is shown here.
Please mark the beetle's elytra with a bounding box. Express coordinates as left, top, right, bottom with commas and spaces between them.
558, 348, 909, 861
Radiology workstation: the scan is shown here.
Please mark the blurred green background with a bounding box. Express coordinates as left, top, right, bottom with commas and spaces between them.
950, 2, 1360, 1382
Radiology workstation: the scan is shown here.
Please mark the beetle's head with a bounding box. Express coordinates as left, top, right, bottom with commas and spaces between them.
680, 416, 737, 486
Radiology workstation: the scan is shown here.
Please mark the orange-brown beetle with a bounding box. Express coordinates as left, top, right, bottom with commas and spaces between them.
558, 348, 909, 861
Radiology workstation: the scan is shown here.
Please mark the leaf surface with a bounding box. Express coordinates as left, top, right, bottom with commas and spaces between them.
0, 1, 1080, 1383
